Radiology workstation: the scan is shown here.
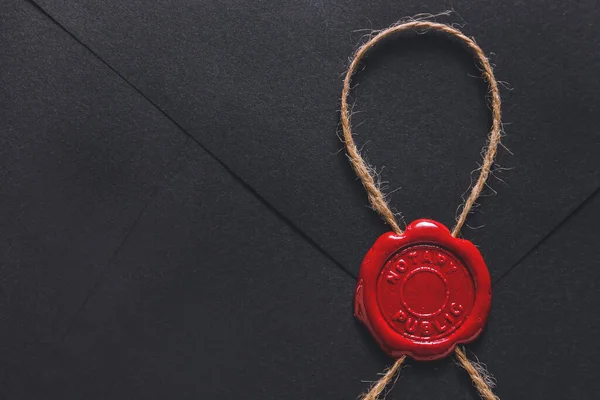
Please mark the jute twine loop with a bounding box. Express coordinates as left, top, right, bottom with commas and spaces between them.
340, 20, 502, 400
341, 20, 502, 238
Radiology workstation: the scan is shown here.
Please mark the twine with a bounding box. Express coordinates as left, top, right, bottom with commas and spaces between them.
340, 20, 502, 400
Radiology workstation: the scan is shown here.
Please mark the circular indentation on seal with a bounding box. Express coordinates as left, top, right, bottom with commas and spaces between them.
376, 244, 475, 340
401, 267, 449, 317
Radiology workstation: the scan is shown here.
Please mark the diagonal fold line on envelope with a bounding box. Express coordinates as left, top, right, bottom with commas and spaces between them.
26, 0, 357, 279
492, 185, 600, 286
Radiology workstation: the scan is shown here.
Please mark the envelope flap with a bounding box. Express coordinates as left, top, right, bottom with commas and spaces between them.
31, 0, 600, 280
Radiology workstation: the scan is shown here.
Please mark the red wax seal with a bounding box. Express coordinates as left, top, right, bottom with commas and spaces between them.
354, 219, 491, 361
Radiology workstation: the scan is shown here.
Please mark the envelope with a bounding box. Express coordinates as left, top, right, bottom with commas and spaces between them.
2, 0, 600, 398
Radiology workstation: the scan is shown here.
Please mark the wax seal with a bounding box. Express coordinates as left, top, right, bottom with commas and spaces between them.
354, 219, 491, 361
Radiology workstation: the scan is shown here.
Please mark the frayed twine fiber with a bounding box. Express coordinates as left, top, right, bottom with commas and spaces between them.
340, 18, 502, 400
357, 348, 499, 400
358, 356, 406, 400
455, 346, 500, 400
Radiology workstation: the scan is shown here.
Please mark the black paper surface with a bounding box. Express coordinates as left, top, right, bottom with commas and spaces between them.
29, 0, 600, 281
6, 143, 380, 399
0, 0, 186, 344
2, 0, 600, 399
8, 131, 600, 400
476, 187, 600, 399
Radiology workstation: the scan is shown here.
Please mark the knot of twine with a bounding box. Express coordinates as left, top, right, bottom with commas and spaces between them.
340, 20, 502, 400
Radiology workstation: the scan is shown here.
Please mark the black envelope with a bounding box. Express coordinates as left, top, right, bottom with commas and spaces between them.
2, 0, 600, 398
